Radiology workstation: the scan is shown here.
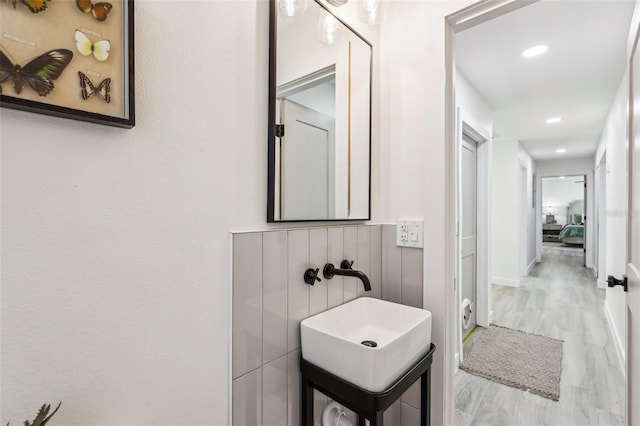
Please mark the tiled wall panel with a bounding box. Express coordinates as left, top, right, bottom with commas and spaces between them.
232, 368, 262, 426
263, 231, 288, 364
232, 224, 424, 426
287, 229, 310, 352
263, 355, 287, 426
382, 224, 402, 303
327, 227, 345, 309
309, 228, 328, 316
370, 225, 382, 300
232, 232, 263, 379
401, 247, 424, 309
343, 226, 359, 302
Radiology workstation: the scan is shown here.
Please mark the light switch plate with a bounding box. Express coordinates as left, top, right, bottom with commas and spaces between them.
396, 219, 424, 248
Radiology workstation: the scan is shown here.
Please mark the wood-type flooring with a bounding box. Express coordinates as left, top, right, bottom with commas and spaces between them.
455, 246, 626, 425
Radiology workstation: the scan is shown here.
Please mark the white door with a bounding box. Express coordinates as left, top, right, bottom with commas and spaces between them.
461, 135, 477, 339
280, 99, 335, 220
628, 35, 640, 426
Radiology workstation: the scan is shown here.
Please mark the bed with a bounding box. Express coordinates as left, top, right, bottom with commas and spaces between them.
558, 224, 584, 247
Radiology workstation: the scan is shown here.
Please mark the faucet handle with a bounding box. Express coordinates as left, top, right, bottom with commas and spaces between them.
304, 268, 322, 285
340, 259, 354, 269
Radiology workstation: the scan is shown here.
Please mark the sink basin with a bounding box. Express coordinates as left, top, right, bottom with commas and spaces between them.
300, 297, 432, 392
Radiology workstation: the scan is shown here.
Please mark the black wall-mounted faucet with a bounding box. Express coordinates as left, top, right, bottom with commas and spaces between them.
323, 260, 371, 292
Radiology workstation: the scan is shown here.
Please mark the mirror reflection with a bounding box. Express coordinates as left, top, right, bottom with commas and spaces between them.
268, 0, 372, 222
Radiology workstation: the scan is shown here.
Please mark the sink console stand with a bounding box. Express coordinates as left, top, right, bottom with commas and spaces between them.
300, 343, 436, 426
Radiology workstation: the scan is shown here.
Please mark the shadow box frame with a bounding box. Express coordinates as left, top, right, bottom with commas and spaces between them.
0, 0, 135, 128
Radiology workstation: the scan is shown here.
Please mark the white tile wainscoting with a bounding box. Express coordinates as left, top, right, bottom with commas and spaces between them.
232, 224, 426, 426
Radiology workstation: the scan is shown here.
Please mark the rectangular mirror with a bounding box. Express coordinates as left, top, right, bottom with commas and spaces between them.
268, 0, 372, 222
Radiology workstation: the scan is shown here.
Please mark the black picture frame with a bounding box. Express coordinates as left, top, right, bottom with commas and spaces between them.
0, 0, 135, 128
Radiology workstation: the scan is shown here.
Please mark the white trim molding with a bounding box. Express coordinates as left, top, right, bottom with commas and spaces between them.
492, 276, 521, 287
604, 302, 626, 375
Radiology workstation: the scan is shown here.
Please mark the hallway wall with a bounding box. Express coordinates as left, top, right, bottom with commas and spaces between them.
595, 72, 628, 370
489, 138, 523, 286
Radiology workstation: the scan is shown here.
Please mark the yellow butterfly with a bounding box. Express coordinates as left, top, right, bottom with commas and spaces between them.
75, 30, 110, 62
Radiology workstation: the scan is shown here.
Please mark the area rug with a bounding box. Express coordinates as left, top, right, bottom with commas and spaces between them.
459, 325, 563, 401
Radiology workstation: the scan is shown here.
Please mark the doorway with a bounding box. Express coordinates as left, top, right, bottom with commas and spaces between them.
456, 112, 490, 366
541, 175, 587, 263
445, 0, 632, 424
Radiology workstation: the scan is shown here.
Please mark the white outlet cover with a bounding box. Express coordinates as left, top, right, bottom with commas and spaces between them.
396, 219, 424, 248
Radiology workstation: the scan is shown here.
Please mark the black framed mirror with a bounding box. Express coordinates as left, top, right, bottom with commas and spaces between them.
268, 0, 372, 222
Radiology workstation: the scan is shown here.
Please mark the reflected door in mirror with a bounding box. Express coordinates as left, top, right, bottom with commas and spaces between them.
268, 0, 372, 222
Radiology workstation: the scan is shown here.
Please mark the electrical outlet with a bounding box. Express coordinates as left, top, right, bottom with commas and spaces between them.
396, 219, 424, 248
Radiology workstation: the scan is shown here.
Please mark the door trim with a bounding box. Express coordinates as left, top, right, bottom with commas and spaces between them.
445, 2, 540, 424
456, 108, 490, 367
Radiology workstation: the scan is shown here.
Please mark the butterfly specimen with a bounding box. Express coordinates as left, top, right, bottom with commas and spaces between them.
76, 0, 112, 21
4, 0, 50, 13
78, 71, 110, 103
75, 30, 110, 62
0, 49, 73, 96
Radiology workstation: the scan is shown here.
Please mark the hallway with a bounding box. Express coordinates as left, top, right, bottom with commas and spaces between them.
455, 249, 626, 425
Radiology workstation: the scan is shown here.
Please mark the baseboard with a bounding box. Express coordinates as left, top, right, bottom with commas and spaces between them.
492, 277, 520, 287
488, 310, 494, 325
526, 259, 536, 275
597, 278, 607, 289
604, 302, 625, 375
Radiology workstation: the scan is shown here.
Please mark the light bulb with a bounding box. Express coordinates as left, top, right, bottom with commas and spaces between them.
317, 9, 341, 45
278, 0, 307, 18
359, 0, 380, 25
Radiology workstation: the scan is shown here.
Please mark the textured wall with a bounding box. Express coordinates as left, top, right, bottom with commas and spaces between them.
1, 1, 269, 424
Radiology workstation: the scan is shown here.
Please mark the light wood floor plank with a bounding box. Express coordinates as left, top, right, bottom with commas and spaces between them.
455, 247, 625, 425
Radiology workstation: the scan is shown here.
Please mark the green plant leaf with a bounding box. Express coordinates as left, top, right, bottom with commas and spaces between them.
25, 402, 61, 426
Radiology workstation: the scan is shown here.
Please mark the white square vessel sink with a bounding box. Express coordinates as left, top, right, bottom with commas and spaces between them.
300, 297, 432, 392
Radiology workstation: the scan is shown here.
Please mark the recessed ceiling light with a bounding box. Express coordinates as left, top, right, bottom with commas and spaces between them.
521, 45, 548, 58
546, 117, 562, 124
556, 148, 567, 154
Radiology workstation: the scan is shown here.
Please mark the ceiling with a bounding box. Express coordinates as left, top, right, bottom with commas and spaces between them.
455, 0, 635, 161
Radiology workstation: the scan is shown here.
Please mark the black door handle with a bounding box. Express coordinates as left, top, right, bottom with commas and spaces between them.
607, 275, 627, 292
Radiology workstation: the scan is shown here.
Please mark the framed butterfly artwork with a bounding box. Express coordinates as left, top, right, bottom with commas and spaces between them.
0, 0, 134, 128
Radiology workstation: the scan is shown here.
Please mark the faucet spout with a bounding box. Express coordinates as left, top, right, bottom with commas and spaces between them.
323, 262, 372, 292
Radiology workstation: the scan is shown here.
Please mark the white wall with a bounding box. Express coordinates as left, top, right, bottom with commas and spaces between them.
518, 145, 536, 273
1, 2, 270, 424
0, 1, 386, 424
597, 73, 628, 369
379, 1, 476, 424
489, 138, 520, 286
455, 71, 493, 135
535, 157, 595, 267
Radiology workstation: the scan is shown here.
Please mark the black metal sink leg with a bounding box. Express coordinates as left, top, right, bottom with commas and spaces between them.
301, 376, 313, 425
421, 368, 431, 426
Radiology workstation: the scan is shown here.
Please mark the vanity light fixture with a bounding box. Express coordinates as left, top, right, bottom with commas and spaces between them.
317, 8, 341, 45
521, 44, 548, 58
359, 0, 380, 25
278, 0, 308, 17
556, 148, 567, 154
546, 117, 562, 124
